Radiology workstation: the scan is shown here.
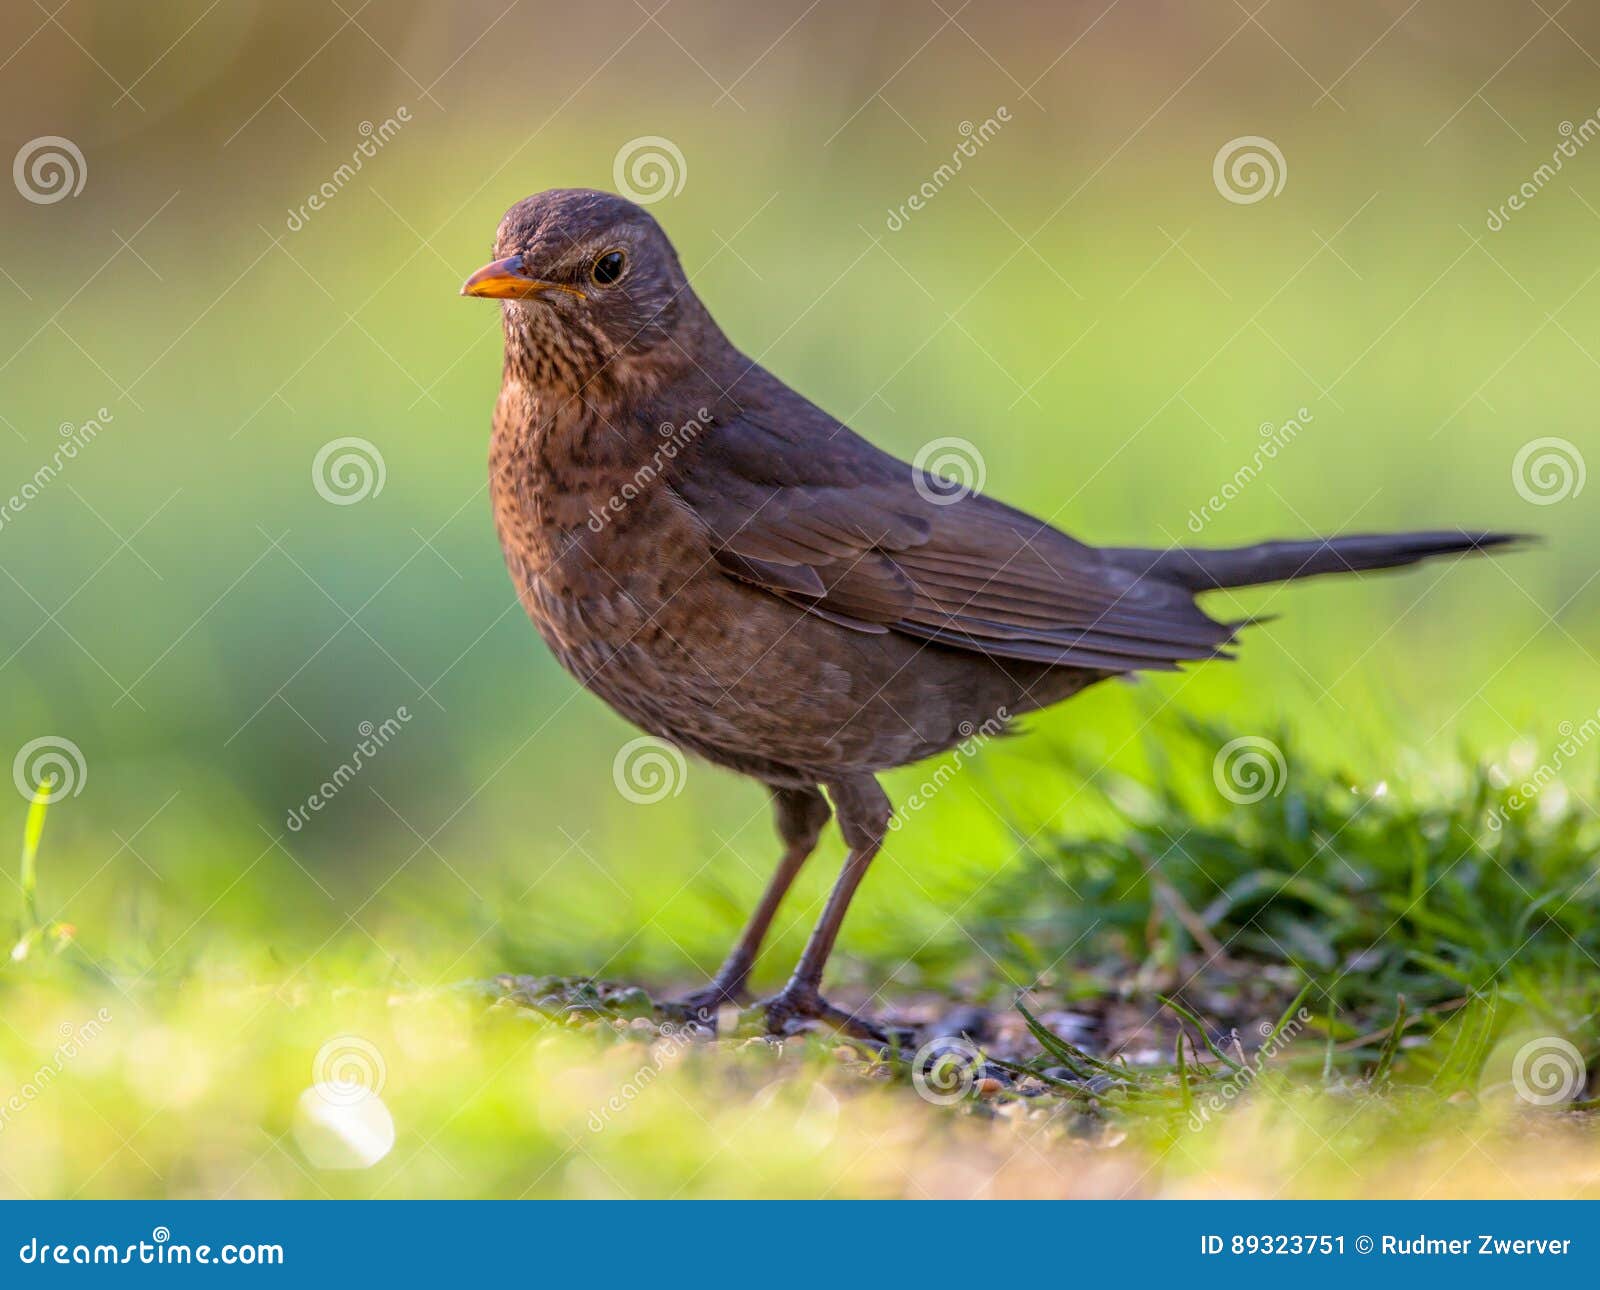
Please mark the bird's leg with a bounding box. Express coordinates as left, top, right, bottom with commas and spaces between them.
673, 785, 829, 1029
762, 776, 895, 1046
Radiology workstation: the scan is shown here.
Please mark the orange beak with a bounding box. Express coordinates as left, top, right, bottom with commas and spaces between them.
459, 254, 585, 301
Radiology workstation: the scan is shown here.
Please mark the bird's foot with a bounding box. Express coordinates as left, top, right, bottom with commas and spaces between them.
760, 982, 905, 1050
663, 982, 745, 1034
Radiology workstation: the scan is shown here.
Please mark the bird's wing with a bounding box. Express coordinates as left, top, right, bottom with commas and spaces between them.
672, 403, 1236, 672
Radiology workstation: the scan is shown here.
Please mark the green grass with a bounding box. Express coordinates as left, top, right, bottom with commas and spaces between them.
4, 719, 1596, 1199
970, 717, 1600, 1044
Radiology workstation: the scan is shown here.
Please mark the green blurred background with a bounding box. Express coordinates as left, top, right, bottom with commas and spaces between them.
1, 0, 1595, 997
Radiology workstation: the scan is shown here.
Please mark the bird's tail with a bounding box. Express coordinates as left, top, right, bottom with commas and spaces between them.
1105, 530, 1526, 593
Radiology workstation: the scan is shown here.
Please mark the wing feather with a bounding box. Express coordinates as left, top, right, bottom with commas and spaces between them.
671, 401, 1234, 672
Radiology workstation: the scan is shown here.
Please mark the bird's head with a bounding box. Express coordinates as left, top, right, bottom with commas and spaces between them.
461, 188, 708, 394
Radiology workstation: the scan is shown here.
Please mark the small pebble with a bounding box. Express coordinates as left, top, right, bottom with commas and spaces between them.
608, 988, 653, 1017
932, 1006, 993, 1043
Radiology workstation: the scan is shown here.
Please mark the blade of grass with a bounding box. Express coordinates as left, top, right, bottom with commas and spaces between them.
1015, 996, 1120, 1078
982, 1055, 1093, 1101
1159, 994, 1246, 1073
1175, 1028, 1194, 1115
1322, 989, 1336, 1082
1372, 993, 1408, 1084
19, 776, 51, 932
1264, 978, 1317, 1048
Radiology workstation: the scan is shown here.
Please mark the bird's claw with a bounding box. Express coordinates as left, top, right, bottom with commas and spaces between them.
664, 983, 745, 1034
760, 983, 903, 1049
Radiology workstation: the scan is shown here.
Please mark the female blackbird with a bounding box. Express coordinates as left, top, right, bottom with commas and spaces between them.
462, 188, 1516, 1041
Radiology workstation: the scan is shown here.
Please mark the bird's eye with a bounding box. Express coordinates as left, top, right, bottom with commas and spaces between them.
591, 250, 627, 285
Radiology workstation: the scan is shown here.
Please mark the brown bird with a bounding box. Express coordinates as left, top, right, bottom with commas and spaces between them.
462, 188, 1517, 1042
